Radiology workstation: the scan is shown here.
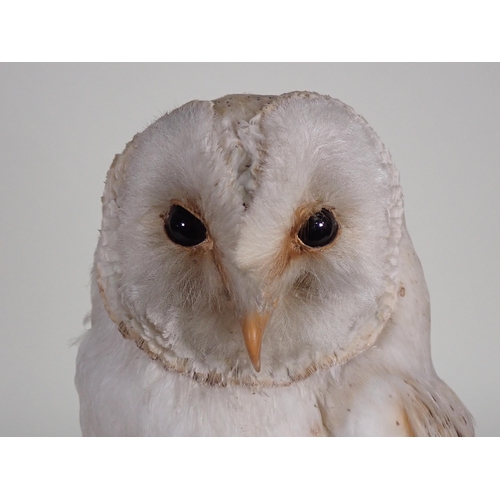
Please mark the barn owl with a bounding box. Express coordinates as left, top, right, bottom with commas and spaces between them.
75, 91, 474, 436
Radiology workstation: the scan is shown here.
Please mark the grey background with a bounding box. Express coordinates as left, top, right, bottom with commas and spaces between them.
1, 63, 498, 436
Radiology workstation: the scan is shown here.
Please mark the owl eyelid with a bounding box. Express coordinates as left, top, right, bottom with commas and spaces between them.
161, 200, 205, 223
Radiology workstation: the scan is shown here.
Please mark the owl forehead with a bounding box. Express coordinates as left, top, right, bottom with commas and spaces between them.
124, 93, 393, 242
255, 96, 392, 203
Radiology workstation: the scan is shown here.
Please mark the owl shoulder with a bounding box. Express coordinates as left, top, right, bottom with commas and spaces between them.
324, 372, 474, 437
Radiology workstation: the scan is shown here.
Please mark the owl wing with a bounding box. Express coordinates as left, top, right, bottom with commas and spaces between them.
324, 372, 474, 437
399, 377, 474, 437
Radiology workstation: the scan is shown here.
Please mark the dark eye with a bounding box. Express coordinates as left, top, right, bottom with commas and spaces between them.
298, 209, 338, 248
164, 205, 207, 247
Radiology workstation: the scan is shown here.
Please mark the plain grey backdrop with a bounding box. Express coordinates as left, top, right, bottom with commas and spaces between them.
1, 63, 498, 436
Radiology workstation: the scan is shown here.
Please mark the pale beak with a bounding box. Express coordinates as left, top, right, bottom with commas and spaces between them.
241, 311, 271, 372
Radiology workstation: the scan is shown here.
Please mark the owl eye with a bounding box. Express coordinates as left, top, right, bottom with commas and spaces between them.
298, 209, 338, 248
165, 205, 207, 247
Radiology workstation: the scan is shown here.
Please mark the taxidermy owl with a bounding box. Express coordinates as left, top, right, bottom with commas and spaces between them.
76, 91, 474, 436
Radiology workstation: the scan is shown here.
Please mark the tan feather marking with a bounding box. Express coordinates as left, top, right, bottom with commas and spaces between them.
310, 424, 327, 437
211, 244, 231, 300
213, 94, 275, 120
401, 408, 416, 437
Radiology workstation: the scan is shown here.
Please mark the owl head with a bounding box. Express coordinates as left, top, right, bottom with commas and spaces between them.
95, 91, 403, 386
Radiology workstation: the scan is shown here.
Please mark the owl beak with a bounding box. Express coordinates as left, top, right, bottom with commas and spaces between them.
241, 311, 271, 372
